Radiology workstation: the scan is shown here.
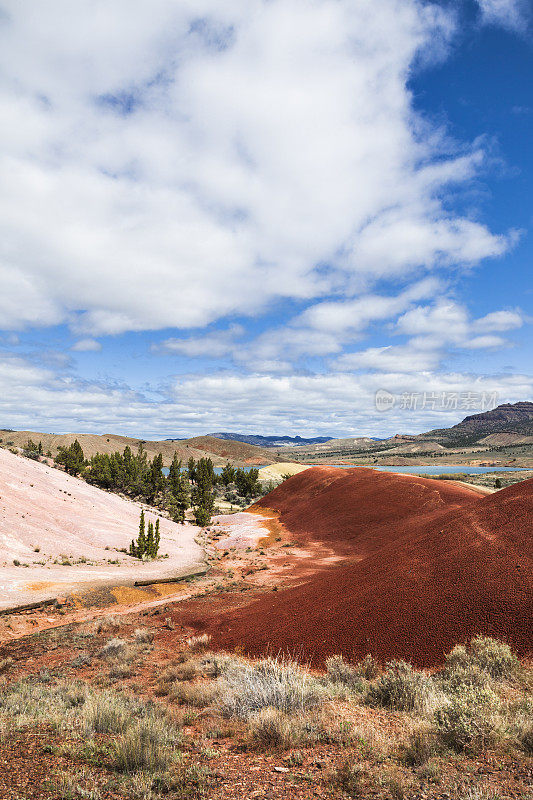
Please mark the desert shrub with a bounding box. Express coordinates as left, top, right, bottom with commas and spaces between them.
186, 634, 211, 653
219, 656, 323, 720
434, 686, 502, 752
367, 660, 441, 714
327, 759, 366, 797
437, 661, 491, 695
0, 658, 13, 674
134, 628, 154, 645
325, 655, 366, 692
443, 636, 518, 681
400, 728, 439, 766
112, 716, 179, 772
506, 698, 533, 754
247, 707, 295, 749
157, 759, 210, 799
98, 638, 127, 660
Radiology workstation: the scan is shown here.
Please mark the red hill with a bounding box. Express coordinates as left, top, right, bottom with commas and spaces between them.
206, 468, 533, 667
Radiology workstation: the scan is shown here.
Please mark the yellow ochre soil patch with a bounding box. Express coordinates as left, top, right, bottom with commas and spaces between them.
247, 505, 287, 546
24, 581, 61, 592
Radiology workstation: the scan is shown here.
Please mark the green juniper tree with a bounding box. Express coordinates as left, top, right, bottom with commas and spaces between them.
220, 462, 236, 487
192, 457, 215, 527
56, 440, 85, 475
153, 518, 160, 557
129, 510, 160, 559
146, 521, 154, 556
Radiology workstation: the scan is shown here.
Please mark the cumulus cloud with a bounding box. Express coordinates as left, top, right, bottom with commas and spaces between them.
0, 0, 510, 336
236, 278, 442, 367
329, 301, 525, 375
0, 352, 531, 438
156, 325, 244, 358
476, 0, 527, 30
333, 345, 441, 373
396, 301, 524, 349
71, 338, 102, 352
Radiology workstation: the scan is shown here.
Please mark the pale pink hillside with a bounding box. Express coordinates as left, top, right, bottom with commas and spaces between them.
0, 448, 204, 610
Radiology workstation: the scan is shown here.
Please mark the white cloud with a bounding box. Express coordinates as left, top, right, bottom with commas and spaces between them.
237, 278, 442, 366
0, 352, 531, 439
71, 338, 102, 352
473, 310, 523, 333
476, 0, 526, 30
333, 345, 441, 373
397, 302, 524, 349
329, 301, 524, 375
156, 325, 244, 358
0, 1, 510, 336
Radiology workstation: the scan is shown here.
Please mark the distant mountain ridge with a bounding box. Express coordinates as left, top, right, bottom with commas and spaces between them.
421, 402, 533, 445
209, 432, 334, 448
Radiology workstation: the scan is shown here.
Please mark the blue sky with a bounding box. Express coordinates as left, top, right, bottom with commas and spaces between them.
0, 0, 531, 439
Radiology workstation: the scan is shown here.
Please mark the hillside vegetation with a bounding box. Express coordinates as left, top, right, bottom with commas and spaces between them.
0, 430, 277, 466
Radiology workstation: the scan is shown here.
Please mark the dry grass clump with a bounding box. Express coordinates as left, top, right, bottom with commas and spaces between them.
81, 692, 141, 735
112, 715, 179, 773
400, 727, 440, 766
98, 638, 127, 660
505, 698, 533, 754
134, 628, 154, 645
0, 677, 87, 728
157, 758, 211, 799
186, 634, 211, 653
246, 707, 295, 749
325, 654, 377, 693
219, 656, 324, 720
109, 662, 134, 680
0, 675, 182, 775
94, 616, 121, 634
0, 658, 14, 674
327, 758, 366, 797
366, 660, 442, 714
170, 682, 220, 708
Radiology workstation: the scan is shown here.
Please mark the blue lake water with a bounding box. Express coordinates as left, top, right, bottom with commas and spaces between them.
318, 465, 526, 475
163, 464, 525, 477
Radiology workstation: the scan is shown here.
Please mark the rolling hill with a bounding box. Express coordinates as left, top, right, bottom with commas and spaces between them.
207, 467, 533, 666
0, 430, 278, 467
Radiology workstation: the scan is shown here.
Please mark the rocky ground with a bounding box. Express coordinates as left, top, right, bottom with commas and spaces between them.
0, 465, 531, 799
0, 600, 531, 799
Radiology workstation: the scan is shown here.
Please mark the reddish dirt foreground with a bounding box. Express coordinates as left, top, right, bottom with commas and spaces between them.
199, 467, 533, 667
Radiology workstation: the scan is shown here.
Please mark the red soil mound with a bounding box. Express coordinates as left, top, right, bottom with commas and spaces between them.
206, 469, 533, 667
251, 467, 481, 556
